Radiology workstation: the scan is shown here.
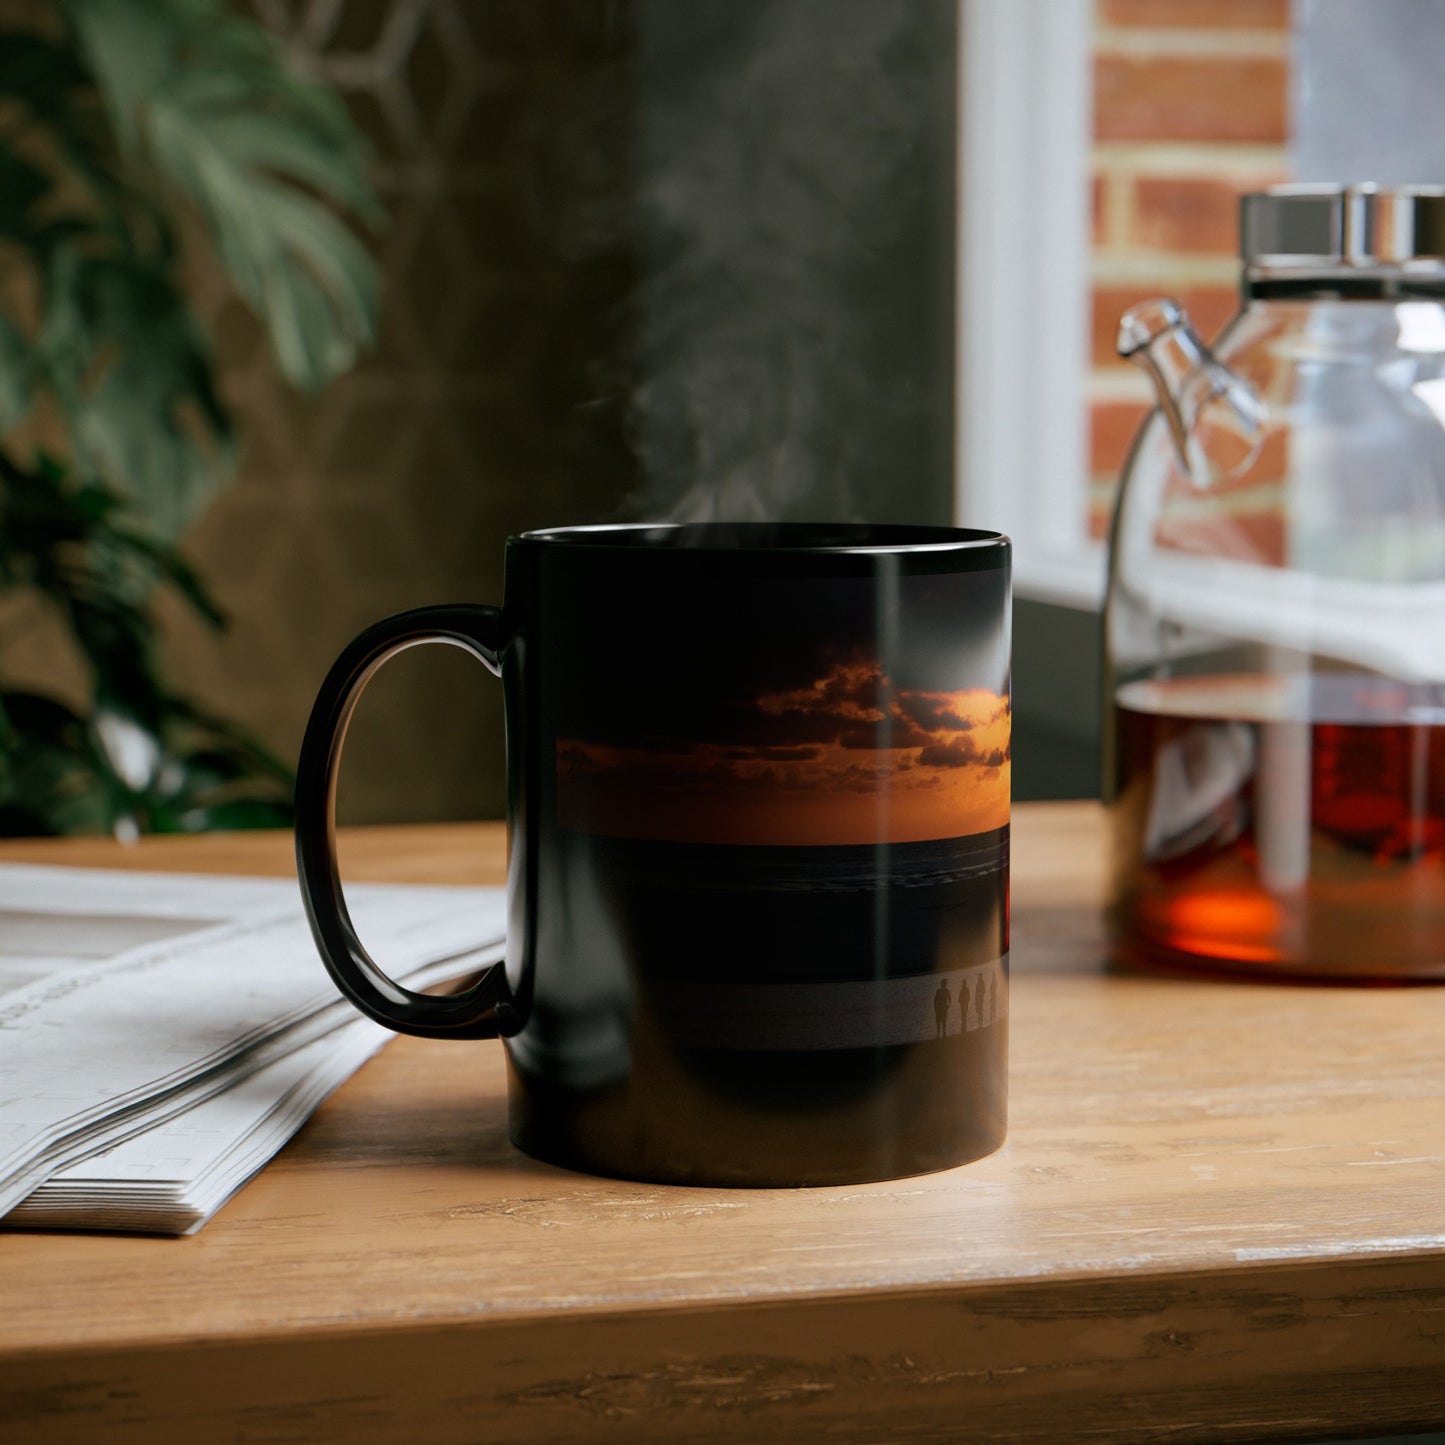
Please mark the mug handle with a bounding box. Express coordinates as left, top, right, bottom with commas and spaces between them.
295, 605, 509, 1039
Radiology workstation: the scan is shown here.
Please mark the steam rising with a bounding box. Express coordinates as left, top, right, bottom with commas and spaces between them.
626, 0, 950, 523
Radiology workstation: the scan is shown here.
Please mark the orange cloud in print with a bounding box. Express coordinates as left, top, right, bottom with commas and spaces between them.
557, 660, 1010, 847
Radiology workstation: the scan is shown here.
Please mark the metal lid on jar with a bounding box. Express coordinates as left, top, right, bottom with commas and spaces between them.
1241, 184, 1445, 279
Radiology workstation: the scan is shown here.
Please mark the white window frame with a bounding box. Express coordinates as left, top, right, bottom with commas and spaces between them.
955, 0, 1104, 610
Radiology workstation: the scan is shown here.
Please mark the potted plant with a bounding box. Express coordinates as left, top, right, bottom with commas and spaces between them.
0, 0, 380, 835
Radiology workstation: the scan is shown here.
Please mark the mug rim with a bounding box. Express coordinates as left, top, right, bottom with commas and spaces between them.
514, 522, 1010, 556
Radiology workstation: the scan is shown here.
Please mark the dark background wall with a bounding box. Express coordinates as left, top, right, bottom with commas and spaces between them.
153, 0, 960, 824
1012, 599, 1100, 802
626, 1, 956, 528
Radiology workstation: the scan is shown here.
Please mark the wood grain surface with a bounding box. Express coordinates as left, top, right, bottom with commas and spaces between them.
2, 804, 1444, 1443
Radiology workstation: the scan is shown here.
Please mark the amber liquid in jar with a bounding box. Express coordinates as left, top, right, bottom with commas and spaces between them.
1109, 674, 1445, 979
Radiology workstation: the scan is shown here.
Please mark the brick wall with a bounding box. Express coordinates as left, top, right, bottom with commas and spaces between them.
1088, 0, 1291, 538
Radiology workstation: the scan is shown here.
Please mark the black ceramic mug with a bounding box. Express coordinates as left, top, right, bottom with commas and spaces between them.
296, 523, 1011, 1186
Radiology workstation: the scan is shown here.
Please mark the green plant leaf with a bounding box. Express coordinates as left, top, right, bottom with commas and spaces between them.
0, 314, 30, 429
36, 247, 234, 535
0, 151, 51, 245
167, 698, 296, 786
108, 524, 226, 627
0, 30, 153, 250
65, 0, 382, 392
0, 0, 353, 837
0, 689, 115, 836
143, 114, 380, 390
173, 797, 293, 832
0, 34, 92, 126
59, 0, 174, 154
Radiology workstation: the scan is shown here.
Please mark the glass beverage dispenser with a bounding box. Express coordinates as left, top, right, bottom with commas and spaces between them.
1106, 185, 1445, 980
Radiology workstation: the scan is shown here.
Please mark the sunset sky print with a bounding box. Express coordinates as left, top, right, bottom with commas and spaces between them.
553, 568, 1010, 847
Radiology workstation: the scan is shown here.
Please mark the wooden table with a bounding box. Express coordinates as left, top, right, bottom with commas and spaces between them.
2, 802, 1444, 1444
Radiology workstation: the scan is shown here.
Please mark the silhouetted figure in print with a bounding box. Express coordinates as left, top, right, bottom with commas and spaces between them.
977, 972, 991, 1027
933, 979, 950, 1038
956, 975, 972, 1033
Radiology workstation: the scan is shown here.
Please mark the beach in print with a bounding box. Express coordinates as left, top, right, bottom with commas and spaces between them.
557, 827, 1009, 1055
651, 955, 1008, 1052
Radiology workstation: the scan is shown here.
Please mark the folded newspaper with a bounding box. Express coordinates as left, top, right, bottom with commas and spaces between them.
0, 864, 505, 1235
